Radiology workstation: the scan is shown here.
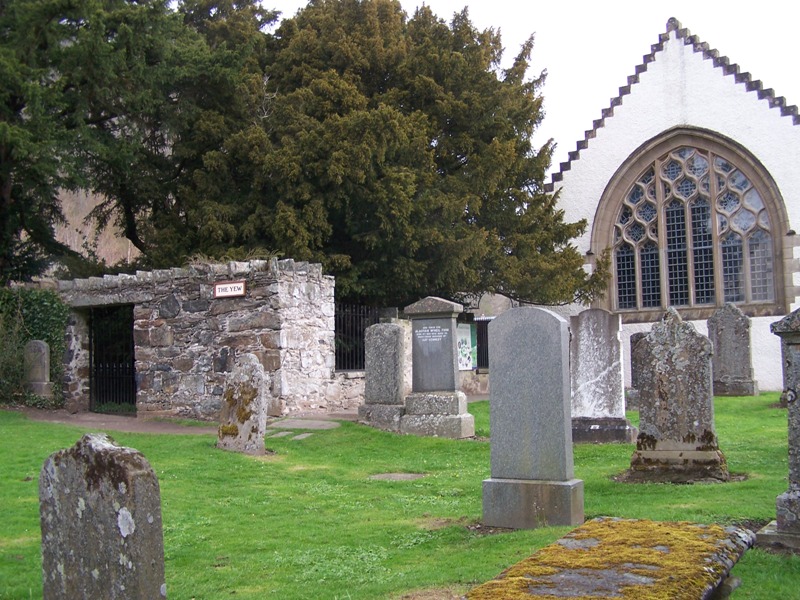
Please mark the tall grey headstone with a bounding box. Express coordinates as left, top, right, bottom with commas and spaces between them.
39, 434, 166, 599
399, 297, 474, 439
757, 310, 800, 552
24, 340, 54, 398
483, 307, 584, 529
628, 308, 729, 482
708, 303, 758, 396
358, 321, 408, 432
570, 309, 637, 443
626, 331, 648, 411
217, 353, 269, 455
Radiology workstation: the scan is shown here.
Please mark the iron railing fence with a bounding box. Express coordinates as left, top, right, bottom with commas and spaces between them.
335, 303, 383, 370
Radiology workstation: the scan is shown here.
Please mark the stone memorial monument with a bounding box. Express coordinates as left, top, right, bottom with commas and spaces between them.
217, 353, 270, 455
483, 307, 584, 529
39, 434, 166, 599
628, 308, 729, 483
358, 321, 409, 432
24, 340, 54, 399
570, 309, 637, 443
707, 303, 758, 396
399, 297, 474, 439
757, 310, 800, 551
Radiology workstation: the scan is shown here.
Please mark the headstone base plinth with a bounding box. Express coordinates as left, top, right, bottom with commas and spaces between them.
26, 381, 54, 398
358, 404, 405, 433
482, 478, 584, 529
756, 520, 800, 553
572, 417, 638, 443
713, 378, 758, 397
628, 449, 730, 483
398, 392, 474, 439
776, 489, 800, 534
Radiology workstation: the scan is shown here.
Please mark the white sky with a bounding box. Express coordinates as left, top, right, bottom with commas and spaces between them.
270, 1, 800, 177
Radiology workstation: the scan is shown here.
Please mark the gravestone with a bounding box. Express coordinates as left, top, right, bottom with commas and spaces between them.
707, 303, 758, 396
628, 308, 729, 482
399, 297, 474, 439
570, 309, 637, 443
217, 353, 269, 455
483, 307, 584, 529
39, 434, 166, 599
757, 310, 800, 551
358, 321, 408, 432
24, 340, 53, 398
626, 332, 648, 411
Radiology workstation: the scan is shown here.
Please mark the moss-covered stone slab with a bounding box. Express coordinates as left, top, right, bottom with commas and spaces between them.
466, 517, 754, 599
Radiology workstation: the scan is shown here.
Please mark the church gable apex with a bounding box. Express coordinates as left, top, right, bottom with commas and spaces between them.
545, 17, 800, 192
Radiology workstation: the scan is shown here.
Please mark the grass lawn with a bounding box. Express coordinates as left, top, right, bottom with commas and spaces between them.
1, 394, 799, 599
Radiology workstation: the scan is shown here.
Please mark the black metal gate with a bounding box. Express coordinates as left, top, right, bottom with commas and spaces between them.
90, 305, 136, 413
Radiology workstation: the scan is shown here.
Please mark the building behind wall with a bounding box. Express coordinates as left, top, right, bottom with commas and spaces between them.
57, 259, 360, 419
548, 18, 800, 391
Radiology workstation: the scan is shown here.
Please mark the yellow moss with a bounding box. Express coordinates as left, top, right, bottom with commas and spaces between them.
219, 423, 239, 437
467, 519, 737, 600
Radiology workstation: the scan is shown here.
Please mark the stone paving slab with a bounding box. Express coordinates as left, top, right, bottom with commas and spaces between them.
268, 418, 340, 430
291, 433, 315, 440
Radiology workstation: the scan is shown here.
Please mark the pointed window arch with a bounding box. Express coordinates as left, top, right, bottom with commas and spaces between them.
592, 129, 788, 321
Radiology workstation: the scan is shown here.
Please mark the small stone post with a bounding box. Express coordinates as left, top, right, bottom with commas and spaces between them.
757, 310, 800, 551
400, 297, 474, 439
483, 307, 584, 529
358, 321, 409, 431
570, 309, 637, 443
24, 340, 54, 399
217, 353, 269, 455
628, 308, 729, 483
39, 434, 166, 599
707, 303, 758, 396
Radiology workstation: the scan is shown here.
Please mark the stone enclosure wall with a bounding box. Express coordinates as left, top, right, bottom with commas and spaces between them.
57, 259, 347, 420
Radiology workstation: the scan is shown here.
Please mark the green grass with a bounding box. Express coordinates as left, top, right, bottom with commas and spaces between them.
1, 394, 799, 599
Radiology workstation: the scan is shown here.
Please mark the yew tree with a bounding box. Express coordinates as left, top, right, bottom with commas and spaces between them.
210, 0, 606, 306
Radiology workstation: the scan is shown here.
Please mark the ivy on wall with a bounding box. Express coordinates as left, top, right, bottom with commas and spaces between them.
0, 288, 69, 407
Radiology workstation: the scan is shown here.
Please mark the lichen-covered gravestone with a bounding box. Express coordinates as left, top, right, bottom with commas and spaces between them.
483, 307, 583, 529
24, 340, 53, 398
757, 309, 800, 551
39, 434, 166, 599
570, 309, 637, 443
707, 303, 758, 396
628, 308, 729, 482
217, 353, 269, 455
358, 321, 409, 432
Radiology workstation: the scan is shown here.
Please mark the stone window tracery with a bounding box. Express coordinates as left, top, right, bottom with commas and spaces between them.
613, 145, 775, 312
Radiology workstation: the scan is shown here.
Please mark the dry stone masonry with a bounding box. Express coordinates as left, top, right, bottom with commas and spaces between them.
483, 307, 584, 529
758, 309, 800, 552
570, 309, 637, 443
57, 259, 338, 419
628, 308, 729, 483
707, 303, 758, 396
39, 434, 166, 599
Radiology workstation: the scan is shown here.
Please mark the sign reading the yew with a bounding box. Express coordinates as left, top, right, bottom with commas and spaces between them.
214, 280, 247, 298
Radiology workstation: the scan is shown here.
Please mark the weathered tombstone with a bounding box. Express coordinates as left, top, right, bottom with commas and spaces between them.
358, 321, 408, 432
757, 310, 800, 551
483, 307, 584, 528
217, 353, 269, 455
570, 309, 637, 443
399, 297, 474, 439
628, 308, 729, 482
24, 340, 54, 398
707, 303, 758, 396
39, 434, 166, 599
626, 331, 648, 411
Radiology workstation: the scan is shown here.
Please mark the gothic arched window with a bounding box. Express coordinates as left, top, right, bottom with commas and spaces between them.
597, 132, 788, 320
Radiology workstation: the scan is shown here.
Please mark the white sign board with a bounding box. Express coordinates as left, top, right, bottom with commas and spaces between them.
213, 280, 247, 298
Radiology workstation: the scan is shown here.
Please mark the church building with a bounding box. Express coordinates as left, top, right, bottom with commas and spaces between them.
549, 18, 800, 390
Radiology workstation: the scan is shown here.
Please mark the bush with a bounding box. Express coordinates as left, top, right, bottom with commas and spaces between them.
0, 288, 70, 408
